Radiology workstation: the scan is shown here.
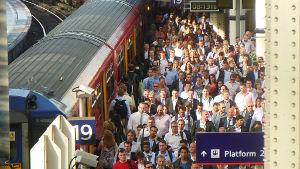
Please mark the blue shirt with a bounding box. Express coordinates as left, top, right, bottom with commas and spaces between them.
108, 97, 131, 118
165, 69, 179, 86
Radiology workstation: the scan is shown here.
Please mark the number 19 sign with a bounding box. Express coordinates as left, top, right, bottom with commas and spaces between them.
69, 117, 95, 145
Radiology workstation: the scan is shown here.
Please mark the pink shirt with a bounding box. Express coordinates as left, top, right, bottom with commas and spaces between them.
154, 114, 172, 136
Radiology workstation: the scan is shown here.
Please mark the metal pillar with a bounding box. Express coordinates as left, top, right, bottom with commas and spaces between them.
0, 0, 10, 163
265, 0, 300, 168
236, 0, 240, 37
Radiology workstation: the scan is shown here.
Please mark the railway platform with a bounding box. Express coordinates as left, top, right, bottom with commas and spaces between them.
7, 0, 31, 62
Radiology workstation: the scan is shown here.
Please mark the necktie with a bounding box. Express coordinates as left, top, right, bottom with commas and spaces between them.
228, 119, 231, 128
140, 113, 144, 125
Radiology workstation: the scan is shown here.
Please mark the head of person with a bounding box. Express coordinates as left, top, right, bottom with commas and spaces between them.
160, 89, 167, 99
142, 140, 150, 153
102, 130, 116, 147
218, 102, 226, 113
178, 119, 185, 131
137, 124, 143, 135
227, 108, 234, 119
179, 106, 186, 117
153, 82, 159, 92
172, 89, 179, 99
246, 80, 253, 88
240, 84, 247, 93
138, 102, 146, 113
201, 111, 209, 121
168, 62, 173, 70
230, 74, 236, 83
197, 102, 203, 112
171, 121, 179, 134
118, 148, 127, 163
223, 90, 230, 100
189, 142, 196, 154
251, 121, 263, 132
213, 102, 219, 112
179, 71, 186, 80
158, 140, 167, 153
126, 130, 136, 142
156, 104, 164, 116
163, 105, 169, 115
150, 126, 158, 138
124, 141, 132, 153
147, 117, 155, 127
156, 154, 166, 168
136, 151, 145, 165
144, 161, 154, 169
247, 102, 254, 112
202, 86, 209, 97
191, 162, 200, 169
179, 146, 189, 160
180, 139, 188, 148
235, 115, 244, 128
188, 89, 194, 100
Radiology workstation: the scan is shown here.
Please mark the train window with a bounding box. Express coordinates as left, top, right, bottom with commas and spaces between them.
117, 51, 125, 82
106, 64, 114, 100
92, 84, 101, 108
128, 36, 133, 63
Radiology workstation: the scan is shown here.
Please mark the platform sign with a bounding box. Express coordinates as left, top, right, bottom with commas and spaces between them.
69, 117, 95, 145
196, 132, 264, 165
170, 0, 184, 7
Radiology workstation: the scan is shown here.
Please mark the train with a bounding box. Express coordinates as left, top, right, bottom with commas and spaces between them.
7, 0, 145, 168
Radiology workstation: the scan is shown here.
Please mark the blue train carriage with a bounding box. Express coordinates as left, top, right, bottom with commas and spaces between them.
7, 0, 145, 168
9, 89, 66, 169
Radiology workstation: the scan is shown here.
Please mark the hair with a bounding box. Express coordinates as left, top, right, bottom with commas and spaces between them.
250, 121, 263, 132
184, 101, 192, 108
127, 129, 136, 138
124, 140, 132, 146
236, 115, 244, 121
180, 139, 188, 145
102, 120, 116, 133
159, 140, 167, 145
117, 87, 125, 96
102, 130, 116, 147
136, 151, 145, 160
179, 146, 189, 154
156, 154, 165, 161
178, 119, 185, 124
144, 161, 153, 167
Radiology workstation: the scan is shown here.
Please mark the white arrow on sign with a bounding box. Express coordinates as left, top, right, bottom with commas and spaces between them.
201, 151, 207, 157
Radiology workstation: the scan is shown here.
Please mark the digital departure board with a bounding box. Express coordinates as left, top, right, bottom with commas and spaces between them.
190, 1, 219, 12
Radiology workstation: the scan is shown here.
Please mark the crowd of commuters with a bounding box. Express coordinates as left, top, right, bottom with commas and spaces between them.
96, 5, 265, 169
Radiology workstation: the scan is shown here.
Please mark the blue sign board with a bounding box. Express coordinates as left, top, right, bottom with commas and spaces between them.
69, 117, 96, 145
170, 0, 184, 6
196, 132, 264, 165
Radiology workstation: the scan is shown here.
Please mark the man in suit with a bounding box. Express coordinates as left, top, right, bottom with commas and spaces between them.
220, 90, 236, 112
191, 111, 216, 138
141, 126, 160, 153
227, 115, 249, 132
241, 102, 255, 130
171, 71, 185, 94
183, 89, 199, 111
219, 108, 236, 131
166, 89, 182, 115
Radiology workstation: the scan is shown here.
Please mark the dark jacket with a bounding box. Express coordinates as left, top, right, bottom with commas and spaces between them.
172, 158, 193, 169
219, 117, 236, 130
141, 136, 160, 153
183, 98, 199, 111
191, 120, 216, 139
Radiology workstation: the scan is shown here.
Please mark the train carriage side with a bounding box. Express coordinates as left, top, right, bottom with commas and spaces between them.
8, 0, 145, 168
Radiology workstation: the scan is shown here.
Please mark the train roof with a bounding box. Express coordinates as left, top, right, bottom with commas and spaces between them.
9, 0, 141, 102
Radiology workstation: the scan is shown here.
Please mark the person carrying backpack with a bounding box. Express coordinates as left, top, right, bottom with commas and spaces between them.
108, 87, 131, 127
97, 130, 118, 169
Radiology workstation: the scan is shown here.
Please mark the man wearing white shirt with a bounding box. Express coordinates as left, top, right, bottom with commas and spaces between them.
127, 102, 150, 133
234, 84, 256, 112
199, 87, 214, 112
207, 58, 219, 75
164, 121, 186, 153
225, 74, 240, 98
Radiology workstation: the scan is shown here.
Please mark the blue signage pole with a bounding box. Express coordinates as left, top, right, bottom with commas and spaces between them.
196, 132, 264, 165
